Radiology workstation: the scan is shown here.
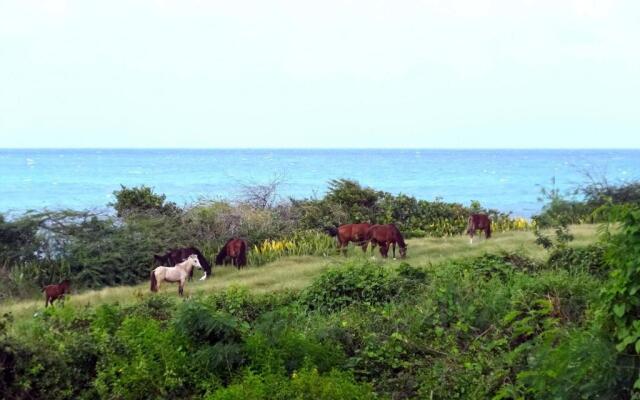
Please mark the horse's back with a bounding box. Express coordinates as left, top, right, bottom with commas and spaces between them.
469, 213, 490, 227
370, 224, 397, 241
338, 223, 372, 241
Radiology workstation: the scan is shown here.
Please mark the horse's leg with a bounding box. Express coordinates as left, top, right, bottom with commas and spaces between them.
392, 242, 396, 259
469, 230, 474, 244
179, 280, 184, 296
360, 240, 368, 253
45, 295, 49, 308
380, 242, 388, 258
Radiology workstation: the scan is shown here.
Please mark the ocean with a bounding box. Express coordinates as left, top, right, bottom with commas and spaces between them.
1, 149, 639, 217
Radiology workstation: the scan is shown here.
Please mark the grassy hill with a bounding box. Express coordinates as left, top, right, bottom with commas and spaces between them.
0, 224, 598, 322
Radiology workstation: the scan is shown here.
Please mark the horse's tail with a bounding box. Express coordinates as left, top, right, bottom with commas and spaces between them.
215, 240, 231, 265
238, 240, 247, 267
486, 218, 492, 239
150, 270, 158, 292
323, 226, 338, 237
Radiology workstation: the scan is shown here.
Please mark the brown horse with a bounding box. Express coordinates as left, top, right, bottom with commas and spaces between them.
215, 238, 248, 269
369, 224, 407, 259
154, 246, 212, 281
326, 223, 374, 255
467, 213, 492, 244
42, 279, 71, 307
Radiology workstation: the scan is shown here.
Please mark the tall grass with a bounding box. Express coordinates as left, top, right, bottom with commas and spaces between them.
248, 230, 335, 266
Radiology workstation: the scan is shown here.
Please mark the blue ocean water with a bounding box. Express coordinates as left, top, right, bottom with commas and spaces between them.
1, 149, 639, 217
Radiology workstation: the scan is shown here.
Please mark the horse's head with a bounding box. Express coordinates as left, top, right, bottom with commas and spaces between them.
188, 254, 203, 269
323, 226, 338, 237
399, 244, 407, 259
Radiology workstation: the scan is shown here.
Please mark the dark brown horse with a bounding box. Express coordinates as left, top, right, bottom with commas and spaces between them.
467, 213, 492, 243
325, 223, 374, 255
215, 238, 248, 269
369, 224, 407, 259
154, 246, 212, 280
42, 279, 71, 307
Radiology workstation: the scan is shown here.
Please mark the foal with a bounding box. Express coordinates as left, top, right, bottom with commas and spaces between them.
43, 279, 71, 307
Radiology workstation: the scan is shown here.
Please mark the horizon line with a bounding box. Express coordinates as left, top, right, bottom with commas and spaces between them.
2, 147, 640, 151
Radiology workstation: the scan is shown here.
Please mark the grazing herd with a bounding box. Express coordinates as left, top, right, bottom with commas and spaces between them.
43, 214, 492, 303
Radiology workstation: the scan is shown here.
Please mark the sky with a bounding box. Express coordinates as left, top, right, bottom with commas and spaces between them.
0, 0, 639, 149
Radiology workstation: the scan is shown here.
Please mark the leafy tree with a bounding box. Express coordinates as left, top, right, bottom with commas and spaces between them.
600, 205, 640, 389
110, 185, 181, 217
0, 214, 41, 264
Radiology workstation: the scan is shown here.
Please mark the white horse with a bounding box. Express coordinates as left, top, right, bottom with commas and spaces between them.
150, 254, 202, 296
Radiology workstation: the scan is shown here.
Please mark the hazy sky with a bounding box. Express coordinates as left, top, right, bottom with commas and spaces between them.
1, 0, 639, 148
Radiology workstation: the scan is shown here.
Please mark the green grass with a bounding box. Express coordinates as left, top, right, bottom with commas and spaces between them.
0, 224, 600, 322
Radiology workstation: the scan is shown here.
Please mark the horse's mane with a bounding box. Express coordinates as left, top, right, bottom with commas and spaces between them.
187, 246, 212, 273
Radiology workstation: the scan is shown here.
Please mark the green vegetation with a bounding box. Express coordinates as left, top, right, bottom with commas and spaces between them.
1, 223, 634, 399
0, 180, 531, 299
2, 179, 640, 398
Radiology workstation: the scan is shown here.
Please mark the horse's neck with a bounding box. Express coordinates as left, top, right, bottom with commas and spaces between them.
177, 260, 193, 274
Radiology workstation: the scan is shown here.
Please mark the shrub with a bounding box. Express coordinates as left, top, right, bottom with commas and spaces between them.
94, 316, 190, 399
600, 205, 640, 388
546, 244, 608, 276
509, 329, 629, 400
246, 309, 346, 375
207, 286, 297, 323
173, 300, 243, 345
301, 260, 400, 313
205, 368, 375, 400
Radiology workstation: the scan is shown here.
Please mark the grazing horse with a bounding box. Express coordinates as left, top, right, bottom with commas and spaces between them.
43, 279, 71, 307
215, 238, 248, 269
150, 254, 202, 296
369, 224, 407, 259
467, 213, 492, 244
154, 246, 212, 281
325, 223, 374, 255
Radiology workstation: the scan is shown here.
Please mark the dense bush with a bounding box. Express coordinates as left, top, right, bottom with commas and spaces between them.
546, 244, 608, 276
300, 259, 417, 313
2, 249, 639, 399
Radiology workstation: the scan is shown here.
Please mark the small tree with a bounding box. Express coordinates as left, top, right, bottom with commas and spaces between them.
110, 185, 180, 218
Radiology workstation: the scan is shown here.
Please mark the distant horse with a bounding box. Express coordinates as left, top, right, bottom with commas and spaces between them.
215, 238, 248, 269
467, 214, 492, 244
325, 223, 374, 255
369, 224, 407, 259
43, 279, 71, 307
150, 254, 202, 296
154, 246, 212, 280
